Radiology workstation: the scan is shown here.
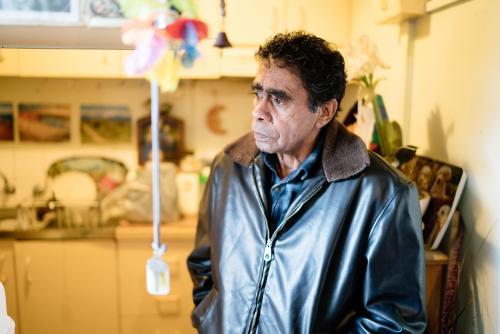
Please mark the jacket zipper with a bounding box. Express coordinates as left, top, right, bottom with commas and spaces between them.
247, 164, 324, 333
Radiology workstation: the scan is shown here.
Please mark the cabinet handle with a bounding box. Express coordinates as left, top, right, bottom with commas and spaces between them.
25, 257, 33, 285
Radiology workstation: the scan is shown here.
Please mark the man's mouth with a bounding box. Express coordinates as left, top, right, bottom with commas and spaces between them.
253, 131, 271, 140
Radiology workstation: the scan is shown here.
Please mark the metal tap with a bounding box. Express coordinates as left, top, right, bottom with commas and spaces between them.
0, 171, 15, 195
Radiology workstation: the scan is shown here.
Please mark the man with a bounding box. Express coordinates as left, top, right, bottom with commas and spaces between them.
187, 31, 426, 333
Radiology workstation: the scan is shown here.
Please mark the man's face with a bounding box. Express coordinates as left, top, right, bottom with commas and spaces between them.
251, 61, 323, 156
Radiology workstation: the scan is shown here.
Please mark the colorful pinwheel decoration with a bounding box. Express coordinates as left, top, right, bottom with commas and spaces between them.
119, 0, 208, 91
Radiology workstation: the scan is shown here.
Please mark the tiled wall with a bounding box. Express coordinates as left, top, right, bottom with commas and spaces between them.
0, 77, 253, 204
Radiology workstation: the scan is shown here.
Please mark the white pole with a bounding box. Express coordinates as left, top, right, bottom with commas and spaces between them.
146, 79, 170, 296
150, 79, 161, 249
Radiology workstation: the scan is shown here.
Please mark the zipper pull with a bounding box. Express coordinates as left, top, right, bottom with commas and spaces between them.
263, 239, 273, 262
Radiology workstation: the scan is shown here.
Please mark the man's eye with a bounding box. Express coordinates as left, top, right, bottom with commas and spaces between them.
271, 95, 282, 105
252, 90, 263, 99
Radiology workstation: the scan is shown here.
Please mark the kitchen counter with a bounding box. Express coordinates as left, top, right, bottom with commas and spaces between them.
115, 216, 197, 242
0, 226, 116, 240
0, 216, 197, 241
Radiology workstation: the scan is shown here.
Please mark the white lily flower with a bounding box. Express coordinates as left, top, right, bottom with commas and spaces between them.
341, 35, 389, 85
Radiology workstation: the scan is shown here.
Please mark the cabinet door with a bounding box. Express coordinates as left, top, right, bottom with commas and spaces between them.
220, 47, 258, 77
0, 49, 19, 76
194, 0, 220, 39
287, 0, 350, 44
62, 240, 119, 334
117, 40, 221, 80
15, 241, 65, 334
178, 40, 221, 79
118, 240, 196, 334
18, 49, 122, 78
0, 240, 19, 333
14, 240, 119, 334
225, 0, 286, 46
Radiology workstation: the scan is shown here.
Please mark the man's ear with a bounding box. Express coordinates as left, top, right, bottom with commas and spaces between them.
315, 99, 338, 128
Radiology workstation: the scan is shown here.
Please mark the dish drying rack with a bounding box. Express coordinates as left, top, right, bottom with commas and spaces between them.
16, 200, 102, 231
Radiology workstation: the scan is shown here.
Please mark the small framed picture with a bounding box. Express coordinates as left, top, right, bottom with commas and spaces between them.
137, 112, 184, 165
0, 0, 80, 25
80, 104, 131, 144
18, 103, 71, 142
0, 102, 14, 141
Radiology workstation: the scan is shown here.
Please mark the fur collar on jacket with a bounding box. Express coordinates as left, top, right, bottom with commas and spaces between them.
223, 120, 370, 182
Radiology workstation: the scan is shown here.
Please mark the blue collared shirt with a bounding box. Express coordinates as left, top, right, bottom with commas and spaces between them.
261, 133, 325, 233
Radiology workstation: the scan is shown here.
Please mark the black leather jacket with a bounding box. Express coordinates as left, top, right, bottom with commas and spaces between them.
187, 121, 426, 333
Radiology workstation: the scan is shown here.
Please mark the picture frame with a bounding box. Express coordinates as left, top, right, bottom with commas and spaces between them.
18, 103, 71, 142
82, 0, 125, 27
0, 102, 14, 141
80, 104, 131, 144
0, 0, 80, 25
137, 112, 184, 166
398, 155, 467, 250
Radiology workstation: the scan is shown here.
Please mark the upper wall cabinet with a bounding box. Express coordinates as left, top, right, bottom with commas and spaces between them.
287, 0, 350, 44
0, 49, 19, 76
225, 0, 286, 46
0, 45, 220, 79
374, 0, 427, 23
0, 1, 351, 79
18, 49, 123, 78
195, 0, 221, 39
178, 40, 221, 79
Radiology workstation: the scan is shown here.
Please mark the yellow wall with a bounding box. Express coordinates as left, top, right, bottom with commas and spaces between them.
351, 0, 500, 331
0, 77, 253, 204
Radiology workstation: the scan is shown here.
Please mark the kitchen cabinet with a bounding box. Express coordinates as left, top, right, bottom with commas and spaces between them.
18, 49, 123, 78
374, 0, 427, 23
287, 0, 350, 44
219, 47, 258, 77
116, 220, 196, 334
14, 240, 119, 334
0, 240, 19, 333
3, 46, 220, 79
0, 49, 19, 76
178, 40, 221, 79
117, 40, 221, 80
0, 1, 352, 80
225, 0, 286, 46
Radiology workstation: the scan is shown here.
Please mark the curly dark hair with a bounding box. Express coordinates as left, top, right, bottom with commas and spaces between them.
255, 31, 347, 112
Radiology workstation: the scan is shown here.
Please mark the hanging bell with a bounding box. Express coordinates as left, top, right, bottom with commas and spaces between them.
214, 31, 232, 48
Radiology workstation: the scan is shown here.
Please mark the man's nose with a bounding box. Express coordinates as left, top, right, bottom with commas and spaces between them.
252, 98, 271, 122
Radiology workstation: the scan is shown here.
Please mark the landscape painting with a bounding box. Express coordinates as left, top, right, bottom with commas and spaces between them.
80, 104, 131, 144
18, 103, 71, 142
0, 102, 14, 141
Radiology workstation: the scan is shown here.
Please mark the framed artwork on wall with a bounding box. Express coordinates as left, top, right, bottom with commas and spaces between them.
0, 0, 80, 25
18, 103, 71, 142
137, 112, 184, 166
0, 102, 14, 141
80, 104, 131, 144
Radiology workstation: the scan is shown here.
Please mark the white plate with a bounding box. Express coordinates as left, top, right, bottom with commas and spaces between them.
51, 171, 98, 205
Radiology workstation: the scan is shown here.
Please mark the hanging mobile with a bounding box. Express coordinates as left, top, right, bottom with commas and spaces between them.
146, 79, 170, 296
117, 0, 208, 296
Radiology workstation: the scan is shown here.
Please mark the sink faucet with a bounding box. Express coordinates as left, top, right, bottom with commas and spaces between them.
0, 171, 15, 195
